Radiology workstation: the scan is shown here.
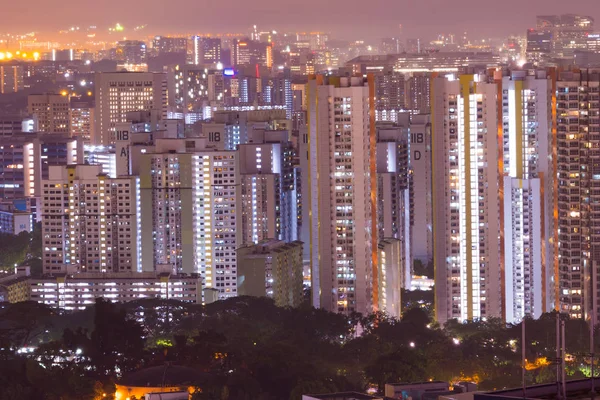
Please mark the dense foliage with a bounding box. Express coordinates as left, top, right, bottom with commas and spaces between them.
0, 222, 42, 272
0, 297, 597, 400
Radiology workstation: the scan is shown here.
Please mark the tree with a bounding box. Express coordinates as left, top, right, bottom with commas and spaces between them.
88, 298, 146, 377
364, 349, 427, 393
0, 301, 56, 353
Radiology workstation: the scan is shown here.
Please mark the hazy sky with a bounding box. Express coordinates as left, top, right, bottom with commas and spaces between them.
4, 0, 600, 40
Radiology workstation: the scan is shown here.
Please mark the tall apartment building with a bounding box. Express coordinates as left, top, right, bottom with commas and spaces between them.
431, 74, 501, 323
139, 139, 241, 299
376, 122, 411, 288
28, 93, 70, 134
69, 97, 95, 142
0, 65, 23, 93
0, 133, 81, 200
237, 239, 304, 308
303, 75, 377, 315
556, 70, 600, 321
500, 70, 554, 323
41, 164, 141, 274
239, 130, 297, 245
94, 72, 167, 145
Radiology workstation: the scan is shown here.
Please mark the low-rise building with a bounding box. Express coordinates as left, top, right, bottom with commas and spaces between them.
0, 268, 31, 303
302, 393, 383, 400
29, 271, 201, 310
385, 381, 477, 400
237, 240, 303, 308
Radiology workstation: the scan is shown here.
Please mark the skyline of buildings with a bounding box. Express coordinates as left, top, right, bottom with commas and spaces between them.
4, 14, 600, 325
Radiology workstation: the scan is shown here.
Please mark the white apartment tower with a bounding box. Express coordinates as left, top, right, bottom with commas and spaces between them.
94, 72, 167, 145
41, 164, 141, 274
500, 70, 554, 323
304, 75, 377, 315
139, 139, 241, 299
432, 74, 501, 323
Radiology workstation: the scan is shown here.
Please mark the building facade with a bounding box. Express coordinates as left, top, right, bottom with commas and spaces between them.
41, 164, 141, 274
28, 93, 70, 134
69, 97, 95, 143
139, 140, 241, 300
30, 271, 200, 310
239, 130, 297, 245
500, 70, 554, 323
376, 122, 412, 289
0, 65, 24, 94
431, 74, 501, 323
304, 75, 377, 315
94, 72, 167, 145
556, 70, 600, 322
237, 239, 304, 308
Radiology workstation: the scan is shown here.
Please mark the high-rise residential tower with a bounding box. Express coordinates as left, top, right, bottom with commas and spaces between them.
500, 70, 554, 323
304, 75, 377, 315
431, 74, 501, 323
556, 70, 600, 321
139, 139, 241, 300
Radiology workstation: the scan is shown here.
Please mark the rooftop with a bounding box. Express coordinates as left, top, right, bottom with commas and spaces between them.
304, 393, 383, 400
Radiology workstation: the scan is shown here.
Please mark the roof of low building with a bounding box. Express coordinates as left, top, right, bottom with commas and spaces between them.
119, 365, 212, 388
